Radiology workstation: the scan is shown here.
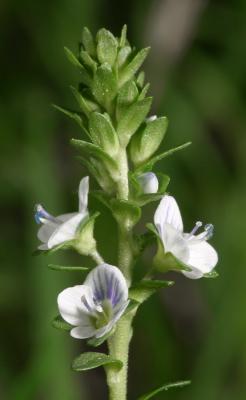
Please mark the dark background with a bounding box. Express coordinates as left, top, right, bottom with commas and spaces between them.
1, 0, 246, 399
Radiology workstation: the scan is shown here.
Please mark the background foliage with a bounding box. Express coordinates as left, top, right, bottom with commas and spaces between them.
1, 0, 246, 399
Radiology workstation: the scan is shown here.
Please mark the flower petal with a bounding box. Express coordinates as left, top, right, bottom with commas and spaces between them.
137, 172, 159, 194
183, 240, 218, 279
57, 284, 93, 326
78, 176, 89, 213
70, 325, 96, 339
37, 222, 56, 243
161, 223, 189, 263
154, 195, 183, 236
84, 264, 128, 310
48, 213, 86, 248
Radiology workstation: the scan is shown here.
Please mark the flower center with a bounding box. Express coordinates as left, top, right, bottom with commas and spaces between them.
188, 221, 214, 240
81, 295, 113, 330
34, 204, 60, 225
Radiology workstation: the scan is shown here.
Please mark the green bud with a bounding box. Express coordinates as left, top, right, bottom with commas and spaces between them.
92, 63, 117, 111
79, 50, 97, 73
89, 112, 119, 157
96, 28, 118, 66
130, 116, 168, 166
117, 46, 131, 68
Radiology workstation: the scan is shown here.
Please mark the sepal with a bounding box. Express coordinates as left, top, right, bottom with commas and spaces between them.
87, 328, 115, 347
81, 27, 96, 57
92, 64, 117, 111
110, 199, 141, 228
52, 315, 72, 331
72, 352, 123, 372
74, 212, 100, 256
130, 279, 174, 304
64, 47, 92, 86
89, 112, 119, 156
116, 80, 139, 121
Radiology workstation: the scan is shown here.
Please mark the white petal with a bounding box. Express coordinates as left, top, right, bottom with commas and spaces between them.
78, 176, 89, 213
57, 285, 93, 326
57, 212, 78, 222
137, 172, 159, 194
154, 195, 183, 237
84, 264, 128, 309
37, 222, 56, 243
38, 244, 49, 250
183, 240, 218, 279
162, 223, 189, 263
48, 213, 86, 248
70, 325, 96, 339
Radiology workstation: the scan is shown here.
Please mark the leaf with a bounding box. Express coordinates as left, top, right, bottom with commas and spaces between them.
71, 139, 119, 180
92, 64, 117, 110
117, 97, 152, 146
97, 28, 118, 66
81, 27, 96, 57
116, 80, 139, 121
89, 112, 119, 156
133, 279, 174, 290
110, 199, 141, 228
48, 264, 89, 272
64, 47, 92, 86
138, 380, 191, 400
138, 83, 150, 100
136, 71, 145, 88
79, 50, 97, 73
52, 315, 72, 331
135, 142, 192, 173
130, 116, 168, 166
118, 47, 150, 87
117, 46, 131, 68
119, 24, 127, 47
52, 104, 90, 139
70, 86, 91, 117
72, 352, 123, 372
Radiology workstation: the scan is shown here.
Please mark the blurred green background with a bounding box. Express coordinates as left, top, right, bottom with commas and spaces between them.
1, 0, 246, 399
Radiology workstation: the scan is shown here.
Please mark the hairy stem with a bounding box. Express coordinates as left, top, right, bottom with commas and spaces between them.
106, 147, 134, 400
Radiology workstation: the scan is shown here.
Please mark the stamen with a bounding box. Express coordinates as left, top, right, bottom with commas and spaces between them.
34, 204, 59, 225
189, 221, 202, 236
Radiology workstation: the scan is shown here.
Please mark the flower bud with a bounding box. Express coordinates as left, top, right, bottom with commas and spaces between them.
137, 172, 159, 194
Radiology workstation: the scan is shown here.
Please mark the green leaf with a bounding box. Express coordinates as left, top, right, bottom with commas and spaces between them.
135, 142, 192, 173
138, 380, 191, 400
133, 279, 174, 290
116, 80, 139, 121
117, 97, 152, 146
64, 47, 92, 86
52, 104, 90, 138
71, 139, 119, 180
52, 315, 72, 331
130, 116, 168, 166
119, 47, 150, 87
89, 112, 119, 156
92, 64, 117, 111
72, 352, 123, 372
70, 86, 91, 117
48, 264, 89, 272
136, 71, 145, 88
111, 199, 141, 227
97, 28, 118, 66
138, 83, 150, 100
79, 50, 97, 73
81, 27, 96, 57
117, 46, 131, 68
119, 24, 127, 47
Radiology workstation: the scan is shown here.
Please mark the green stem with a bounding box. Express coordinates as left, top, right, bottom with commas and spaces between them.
106, 147, 134, 400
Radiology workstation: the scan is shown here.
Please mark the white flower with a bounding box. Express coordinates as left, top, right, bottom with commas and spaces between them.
58, 264, 129, 339
35, 177, 89, 250
154, 195, 218, 279
137, 172, 159, 194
